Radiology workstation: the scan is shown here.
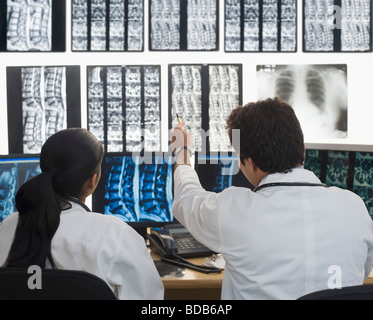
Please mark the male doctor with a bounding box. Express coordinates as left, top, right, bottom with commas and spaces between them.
170, 97, 373, 300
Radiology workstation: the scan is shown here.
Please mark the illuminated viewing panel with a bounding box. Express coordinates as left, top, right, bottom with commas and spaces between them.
0, 156, 40, 223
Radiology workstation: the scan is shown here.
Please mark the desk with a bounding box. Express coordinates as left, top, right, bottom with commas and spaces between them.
150, 251, 223, 300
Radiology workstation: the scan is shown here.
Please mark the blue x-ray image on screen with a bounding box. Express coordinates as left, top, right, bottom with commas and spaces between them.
0, 157, 41, 223
195, 153, 254, 193
102, 154, 173, 223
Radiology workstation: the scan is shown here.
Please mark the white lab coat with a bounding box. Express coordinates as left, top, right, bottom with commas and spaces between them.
172, 165, 373, 300
0, 202, 164, 300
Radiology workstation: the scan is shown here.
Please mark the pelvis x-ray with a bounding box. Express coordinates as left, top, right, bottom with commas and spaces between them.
170, 64, 241, 152
225, 0, 297, 52
72, 0, 143, 51
0, 158, 41, 223
257, 64, 348, 141
20, 67, 67, 153
150, 0, 218, 50
102, 154, 173, 223
304, 0, 372, 52
6, 0, 52, 51
87, 65, 161, 153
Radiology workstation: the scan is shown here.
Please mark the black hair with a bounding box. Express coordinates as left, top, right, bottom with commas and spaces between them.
226, 97, 305, 173
4, 128, 104, 268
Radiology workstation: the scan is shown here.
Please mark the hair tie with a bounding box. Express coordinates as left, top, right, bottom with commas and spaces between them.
43, 167, 58, 180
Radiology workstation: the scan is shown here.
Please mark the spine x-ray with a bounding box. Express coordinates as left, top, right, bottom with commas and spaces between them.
150, 0, 218, 51
170, 64, 242, 152
72, 0, 143, 51
0, 158, 41, 223
225, 0, 297, 52
304, 0, 372, 52
7, 66, 81, 154
305, 149, 373, 218
0, 0, 66, 52
98, 154, 173, 223
87, 65, 161, 153
256, 64, 348, 141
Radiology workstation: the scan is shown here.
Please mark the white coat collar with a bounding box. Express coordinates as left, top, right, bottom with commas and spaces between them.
258, 167, 322, 187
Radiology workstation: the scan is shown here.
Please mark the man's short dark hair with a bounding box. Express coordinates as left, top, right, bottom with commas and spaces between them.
226, 97, 305, 173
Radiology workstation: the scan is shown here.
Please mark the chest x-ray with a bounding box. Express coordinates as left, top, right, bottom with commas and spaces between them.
7, 0, 52, 51
304, 0, 372, 52
257, 64, 348, 141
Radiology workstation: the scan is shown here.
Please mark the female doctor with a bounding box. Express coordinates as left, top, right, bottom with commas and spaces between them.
171, 97, 373, 300
0, 128, 164, 300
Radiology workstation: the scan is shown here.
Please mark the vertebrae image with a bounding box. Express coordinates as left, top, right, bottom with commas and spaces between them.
304, 0, 372, 52
104, 155, 173, 223
22, 67, 67, 154
7, 0, 52, 51
72, 0, 143, 51
0, 159, 41, 223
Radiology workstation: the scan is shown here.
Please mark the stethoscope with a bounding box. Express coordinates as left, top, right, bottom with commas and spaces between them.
253, 182, 327, 192
65, 196, 92, 212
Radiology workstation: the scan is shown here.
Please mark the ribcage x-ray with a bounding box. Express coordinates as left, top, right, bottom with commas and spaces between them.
257, 64, 348, 140
304, 0, 372, 52
150, 0, 218, 51
0, 157, 41, 223
225, 0, 297, 52
170, 64, 242, 152
87, 65, 161, 153
72, 0, 143, 51
96, 154, 173, 223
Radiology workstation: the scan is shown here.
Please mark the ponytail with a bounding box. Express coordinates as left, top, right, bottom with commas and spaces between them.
5, 172, 62, 268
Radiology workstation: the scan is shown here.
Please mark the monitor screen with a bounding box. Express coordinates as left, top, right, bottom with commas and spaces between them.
305, 149, 373, 219
0, 155, 41, 223
194, 152, 254, 193
93, 152, 174, 227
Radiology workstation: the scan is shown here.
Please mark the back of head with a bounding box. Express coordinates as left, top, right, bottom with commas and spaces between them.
5, 128, 104, 268
226, 97, 305, 173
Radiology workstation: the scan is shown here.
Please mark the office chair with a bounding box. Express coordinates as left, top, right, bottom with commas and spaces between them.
298, 284, 373, 300
0, 268, 117, 300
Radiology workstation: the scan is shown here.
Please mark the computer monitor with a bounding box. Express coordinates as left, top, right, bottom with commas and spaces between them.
0, 155, 41, 223
304, 148, 373, 219
194, 152, 254, 193
92, 152, 174, 235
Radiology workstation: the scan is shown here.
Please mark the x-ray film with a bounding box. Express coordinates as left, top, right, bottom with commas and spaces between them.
0, 156, 41, 223
305, 148, 373, 219
225, 0, 297, 52
72, 0, 144, 51
304, 0, 372, 52
257, 64, 348, 141
7, 66, 81, 154
150, 0, 218, 51
87, 65, 161, 153
169, 64, 242, 152
1, 0, 66, 52
93, 153, 173, 223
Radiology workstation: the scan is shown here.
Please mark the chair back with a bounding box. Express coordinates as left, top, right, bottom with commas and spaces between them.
0, 268, 117, 300
298, 284, 373, 300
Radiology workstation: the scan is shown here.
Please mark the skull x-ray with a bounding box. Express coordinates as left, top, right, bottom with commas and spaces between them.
87, 65, 161, 153
21, 67, 67, 153
72, 0, 143, 51
170, 64, 242, 152
304, 0, 372, 52
98, 154, 173, 223
150, 0, 218, 51
0, 157, 41, 223
257, 64, 348, 141
225, 0, 297, 52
